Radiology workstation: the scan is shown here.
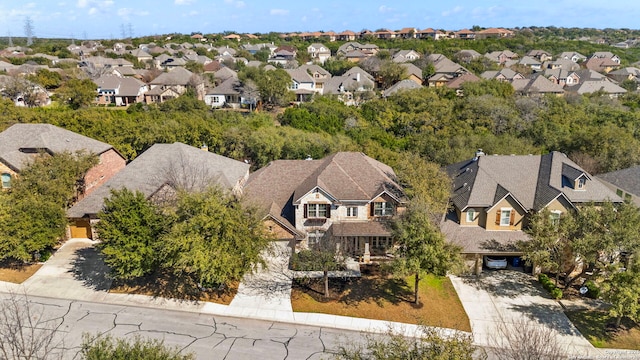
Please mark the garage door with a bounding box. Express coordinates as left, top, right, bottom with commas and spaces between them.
69, 219, 92, 239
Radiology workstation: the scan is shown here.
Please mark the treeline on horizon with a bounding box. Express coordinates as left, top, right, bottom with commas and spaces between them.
2, 80, 640, 176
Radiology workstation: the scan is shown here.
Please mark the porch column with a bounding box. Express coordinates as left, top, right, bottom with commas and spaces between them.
475, 254, 482, 276
363, 242, 371, 264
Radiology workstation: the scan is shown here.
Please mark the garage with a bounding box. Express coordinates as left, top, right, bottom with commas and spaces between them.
69, 218, 93, 239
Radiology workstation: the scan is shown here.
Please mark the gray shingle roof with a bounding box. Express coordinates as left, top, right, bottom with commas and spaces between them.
598, 165, 640, 197
446, 152, 621, 213
150, 67, 193, 86
383, 79, 422, 97
67, 142, 249, 218
0, 124, 116, 172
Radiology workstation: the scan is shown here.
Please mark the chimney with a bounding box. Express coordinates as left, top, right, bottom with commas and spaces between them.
473, 148, 485, 161
356, 72, 360, 82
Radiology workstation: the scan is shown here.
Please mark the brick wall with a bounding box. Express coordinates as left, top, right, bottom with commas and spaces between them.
83, 149, 126, 195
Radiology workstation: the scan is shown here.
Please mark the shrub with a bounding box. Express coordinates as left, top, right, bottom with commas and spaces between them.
550, 288, 563, 299
584, 280, 600, 299
538, 273, 563, 299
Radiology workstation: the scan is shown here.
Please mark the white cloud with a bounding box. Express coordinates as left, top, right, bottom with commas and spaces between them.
270, 8, 289, 16
117, 7, 149, 19
442, 5, 463, 17
77, 0, 88, 8
174, 0, 194, 5
224, 0, 245, 8
379, 5, 393, 13
25, 3, 36, 8
88, 7, 97, 14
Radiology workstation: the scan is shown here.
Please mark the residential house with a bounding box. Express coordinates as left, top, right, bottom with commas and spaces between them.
397, 27, 418, 39
67, 142, 250, 238
0, 75, 51, 107
584, 57, 621, 74
476, 28, 514, 39
607, 67, 640, 84
401, 63, 424, 85
336, 30, 357, 41
418, 28, 447, 40
454, 50, 482, 63
545, 69, 580, 87
446, 72, 481, 94
442, 151, 621, 274
212, 67, 238, 83
597, 166, 640, 207
223, 34, 242, 42
591, 51, 621, 64
374, 29, 396, 39
129, 48, 153, 64
527, 50, 552, 62
93, 75, 148, 106
337, 42, 379, 58
298, 64, 332, 94
558, 52, 587, 63
544, 59, 580, 71
392, 50, 421, 63
566, 80, 627, 98
484, 50, 519, 65
382, 79, 422, 97
286, 68, 316, 102
0, 123, 126, 202
242, 43, 278, 56
323, 67, 375, 105
204, 77, 244, 108
243, 152, 405, 261
146, 67, 202, 103
215, 46, 237, 57
481, 68, 525, 82
307, 43, 331, 64
268, 49, 296, 66
518, 56, 542, 72
455, 29, 477, 40
511, 75, 564, 96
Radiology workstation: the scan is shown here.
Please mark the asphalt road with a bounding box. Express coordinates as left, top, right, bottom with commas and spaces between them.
0, 292, 370, 360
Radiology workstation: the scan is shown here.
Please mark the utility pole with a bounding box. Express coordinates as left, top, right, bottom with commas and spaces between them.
7, 31, 13, 47
24, 16, 34, 46
128, 23, 133, 39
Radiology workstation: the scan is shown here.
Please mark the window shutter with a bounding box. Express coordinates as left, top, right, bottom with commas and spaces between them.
326, 204, 331, 218
495, 211, 500, 225
509, 210, 515, 226
370, 203, 375, 217
303, 204, 308, 218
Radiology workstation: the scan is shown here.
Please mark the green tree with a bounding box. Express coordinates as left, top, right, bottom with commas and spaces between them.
391, 201, 459, 305
335, 326, 480, 360
96, 189, 168, 280
184, 60, 204, 74
27, 68, 62, 89
377, 61, 407, 89
291, 237, 345, 298
601, 261, 640, 328
160, 188, 271, 288
56, 78, 97, 109
81, 334, 194, 360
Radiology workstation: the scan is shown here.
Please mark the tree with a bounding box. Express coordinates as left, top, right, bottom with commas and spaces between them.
0, 292, 64, 360
81, 334, 194, 360
95, 189, 168, 280
377, 61, 407, 89
391, 202, 459, 305
159, 188, 271, 288
291, 237, 345, 298
0, 152, 97, 262
56, 78, 97, 109
601, 262, 640, 328
489, 318, 565, 360
335, 326, 481, 360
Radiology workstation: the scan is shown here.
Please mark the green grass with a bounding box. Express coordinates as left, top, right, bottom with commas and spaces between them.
566, 310, 640, 349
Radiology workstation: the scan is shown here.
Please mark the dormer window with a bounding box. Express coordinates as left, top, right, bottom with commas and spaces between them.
466, 208, 476, 223
373, 202, 394, 216
1, 173, 11, 189
576, 177, 586, 190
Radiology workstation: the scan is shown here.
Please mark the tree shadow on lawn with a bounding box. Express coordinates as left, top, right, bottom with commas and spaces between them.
295, 275, 414, 306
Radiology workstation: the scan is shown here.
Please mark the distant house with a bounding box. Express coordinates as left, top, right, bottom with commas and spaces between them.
584, 57, 621, 74
476, 28, 514, 39
511, 75, 564, 96
484, 50, 519, 65
286, 67, 316, 102
382, 79, 422, 97
204, 78, 245, 108
454, 50, 482, 63
527, 50, 552, 62
455, 29, 476, 40
558, 52, 587, 63
243, 152, 406, 261
481, 68, 525, 82
145, 67, 203, 103
323, 67, 375, 105
391, 50, 421, 63
397, 27, 418, 39
418, 28, 447, 40
566, 80, 627, 98
518, 56, 542, 72
401, 63, 424, 85
591, 51, 621, 64
93, 75, 148, 106
336, 30, 357, 41
67, 142, 250, 239
442, 151, 621, 274
307, 43, 331, 64
607, 67, 640, 84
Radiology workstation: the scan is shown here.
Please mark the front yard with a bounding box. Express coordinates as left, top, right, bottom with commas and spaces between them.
566, 310, 640, 349
291, 264, 471, 332
0, 261, 42, 283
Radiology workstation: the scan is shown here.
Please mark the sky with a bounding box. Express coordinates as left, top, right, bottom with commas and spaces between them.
0, 0, 637, 40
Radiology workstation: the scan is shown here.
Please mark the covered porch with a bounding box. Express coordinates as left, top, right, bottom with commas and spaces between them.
331, 222, 393, 263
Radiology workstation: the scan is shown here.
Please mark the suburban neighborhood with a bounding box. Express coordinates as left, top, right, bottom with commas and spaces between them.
3, 21, 640, 359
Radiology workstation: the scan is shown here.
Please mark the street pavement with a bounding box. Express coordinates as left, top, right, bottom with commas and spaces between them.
2, 238, 640, 359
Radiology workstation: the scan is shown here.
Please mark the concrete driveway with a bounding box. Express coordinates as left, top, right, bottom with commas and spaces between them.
450, 270, 598, 358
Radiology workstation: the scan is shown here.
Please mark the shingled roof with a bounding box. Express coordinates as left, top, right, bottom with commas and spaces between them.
0, 124, 117, 172
597, 165, 640, 200
67, 142, 249, 218
446, 152, 621, 213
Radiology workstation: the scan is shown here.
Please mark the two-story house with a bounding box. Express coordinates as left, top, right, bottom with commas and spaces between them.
243, 152, 405, 263
441, 151, 621, 274
307, 43, 331, 64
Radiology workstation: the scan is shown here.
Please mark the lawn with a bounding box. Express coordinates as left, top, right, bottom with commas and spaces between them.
291, 264, 471, 332
109, 271, 238, 305
0, 262, 42, 284
566, 310, 640, 349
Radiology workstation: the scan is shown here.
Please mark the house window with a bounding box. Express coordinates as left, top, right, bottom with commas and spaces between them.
374, 202, 394, 216
576, 177, 586, 190
466, 209, 476, 223
550, 210, 562, 226
307, 203, 329, 218
616, 189, 623, 197
1, 173, 11, 189
625, 193, 633, 202
213, 96, 220, 103
290, 82, 299, 90
346, 206, 358, 217
308, 230, 325, 247
500, 208, 512, 226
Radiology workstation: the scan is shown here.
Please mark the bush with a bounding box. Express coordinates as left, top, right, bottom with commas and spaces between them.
584, 280, 600, 299
538, 273, 563, 299
81, 334, 194, 360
